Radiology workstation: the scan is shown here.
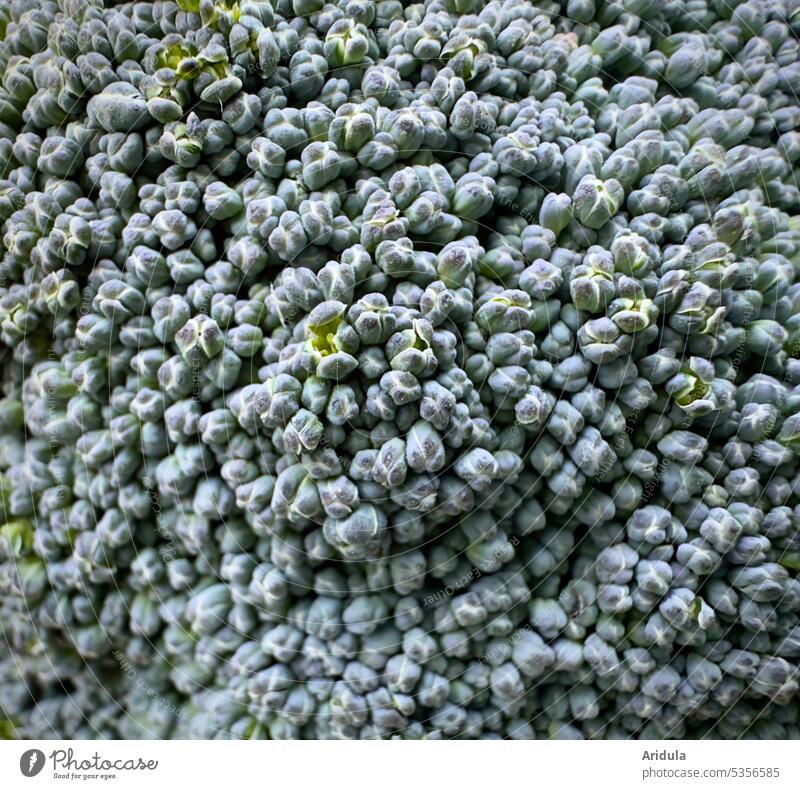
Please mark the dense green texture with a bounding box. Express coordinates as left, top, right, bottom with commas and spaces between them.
1, 0, 800, 740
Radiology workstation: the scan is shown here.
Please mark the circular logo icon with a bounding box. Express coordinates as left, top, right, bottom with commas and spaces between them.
20, 749, 45, 778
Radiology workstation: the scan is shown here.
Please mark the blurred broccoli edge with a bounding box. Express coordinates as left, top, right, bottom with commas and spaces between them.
0, 718, 19, 740
0, 0, 799, 741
